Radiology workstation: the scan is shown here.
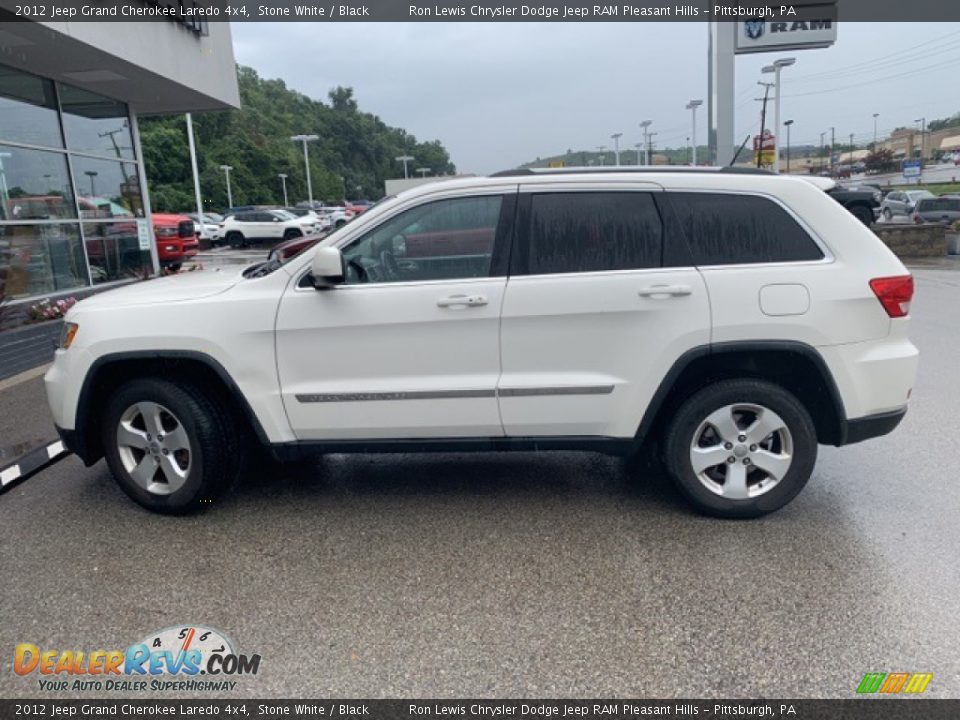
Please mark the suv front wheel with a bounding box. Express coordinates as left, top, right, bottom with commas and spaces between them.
101, 378, 238, 514
663, 379, 817, 519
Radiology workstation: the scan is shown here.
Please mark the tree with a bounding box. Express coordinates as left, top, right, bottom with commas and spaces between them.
865, 148, 897, 174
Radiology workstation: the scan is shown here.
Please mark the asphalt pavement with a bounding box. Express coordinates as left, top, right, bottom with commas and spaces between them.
1, 263, 958, 699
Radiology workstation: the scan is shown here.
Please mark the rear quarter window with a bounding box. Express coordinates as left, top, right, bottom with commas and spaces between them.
668, 192, 824, 266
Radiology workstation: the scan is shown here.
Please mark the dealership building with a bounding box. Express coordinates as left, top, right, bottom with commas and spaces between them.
0, 14, 239, 303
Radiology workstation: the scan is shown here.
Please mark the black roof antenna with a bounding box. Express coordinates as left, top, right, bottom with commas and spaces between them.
729, 135, 752, 167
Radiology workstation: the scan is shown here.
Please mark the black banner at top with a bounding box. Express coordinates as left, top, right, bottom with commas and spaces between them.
1, 0, 959, 21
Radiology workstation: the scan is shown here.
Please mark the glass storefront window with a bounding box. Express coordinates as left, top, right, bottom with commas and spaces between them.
0, 66, 64, 149
0, 144, 76, 221
71, 156, 143, 219
59, 85, 135, 160
83, 222, 151, 284
0, 224, 88, 298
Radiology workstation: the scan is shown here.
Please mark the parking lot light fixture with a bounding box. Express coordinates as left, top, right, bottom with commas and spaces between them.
610, 133, 623, 166
395, 155, 415, 179
219, 165, 233, 208
416, 168, 431, 178
784, 120, 794, 174
291, 134, 319, 206
634, 142, 644, 166
278, 173, 288, 207
686, 100, 703, 166
873, 113, 880, 148
762, 58, 795, 174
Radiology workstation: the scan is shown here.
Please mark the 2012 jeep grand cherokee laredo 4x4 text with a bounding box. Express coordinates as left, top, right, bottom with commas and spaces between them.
45, 168, 918, 518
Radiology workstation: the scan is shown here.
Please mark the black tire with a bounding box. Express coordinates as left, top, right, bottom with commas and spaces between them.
335, 219, 346, 228
662, 379, 817, 519
101, 378, 239, 514
882, 207, 893, 221
167, 263, 182, 273
226, 231, 245, 248
283, 229, 302, 241
849, 204, 874, 226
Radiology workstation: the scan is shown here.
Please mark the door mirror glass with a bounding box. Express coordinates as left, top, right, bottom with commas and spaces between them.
311, 246, 345, 288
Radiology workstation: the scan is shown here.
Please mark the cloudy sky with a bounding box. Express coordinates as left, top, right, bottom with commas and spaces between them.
231, 22, 960, 173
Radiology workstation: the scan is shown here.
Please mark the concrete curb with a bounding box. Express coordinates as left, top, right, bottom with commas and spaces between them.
0, 440, 71, 492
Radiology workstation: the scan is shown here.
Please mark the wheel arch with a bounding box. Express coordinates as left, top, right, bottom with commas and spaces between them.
70, 351, 270, 466
634, 341, 848, 449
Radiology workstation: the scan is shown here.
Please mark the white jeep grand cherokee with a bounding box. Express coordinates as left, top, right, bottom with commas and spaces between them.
45, 168, 918, 518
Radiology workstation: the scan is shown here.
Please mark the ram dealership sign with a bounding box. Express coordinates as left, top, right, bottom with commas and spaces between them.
735, 19, 837, 54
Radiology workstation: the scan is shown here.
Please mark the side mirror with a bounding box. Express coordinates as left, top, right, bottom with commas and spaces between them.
311, 246, 345, 289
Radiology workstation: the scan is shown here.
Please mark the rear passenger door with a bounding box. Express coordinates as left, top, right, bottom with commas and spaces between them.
497, 185, 710, 439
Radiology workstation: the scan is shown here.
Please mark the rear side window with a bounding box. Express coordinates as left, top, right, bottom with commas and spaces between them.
918, 198, 960, 212
527, 192, 662, 274
668, 192, 824, 266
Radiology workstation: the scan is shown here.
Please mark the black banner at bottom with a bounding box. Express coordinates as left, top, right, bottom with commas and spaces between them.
2, 700, 959, 720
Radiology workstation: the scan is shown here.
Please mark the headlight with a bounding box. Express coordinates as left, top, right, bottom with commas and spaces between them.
59, 322, 79, 350
165, 245, 177, 252
874, 192, 882, 203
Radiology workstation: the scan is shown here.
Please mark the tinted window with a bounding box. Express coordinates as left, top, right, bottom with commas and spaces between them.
343, 195, 502, 284
917, 198, 960, 212
71, 156, 142, 218
669, 193, 824, 266
527, 192, 662, 274
59, 84, 134, 159
0, 66, 63, 148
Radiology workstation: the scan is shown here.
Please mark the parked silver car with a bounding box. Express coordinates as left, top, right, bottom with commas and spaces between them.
880, 190, 934, 220
911, 196, 960, 225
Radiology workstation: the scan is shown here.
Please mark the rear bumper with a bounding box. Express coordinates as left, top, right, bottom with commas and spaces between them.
838, 407, 907, 446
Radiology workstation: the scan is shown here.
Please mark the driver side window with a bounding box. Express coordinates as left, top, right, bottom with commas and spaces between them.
341, 195, 503, 284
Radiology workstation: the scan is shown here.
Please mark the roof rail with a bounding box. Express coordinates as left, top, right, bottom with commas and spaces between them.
489, 166, 773, 178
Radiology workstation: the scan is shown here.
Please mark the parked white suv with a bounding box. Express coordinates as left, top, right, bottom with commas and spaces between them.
215, 209, 321, 247
45, 168, 918, 518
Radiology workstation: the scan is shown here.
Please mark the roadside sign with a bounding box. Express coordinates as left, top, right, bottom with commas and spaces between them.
902, 160, 922, 179
735, 16, 837, 55
136, 219, 151, 250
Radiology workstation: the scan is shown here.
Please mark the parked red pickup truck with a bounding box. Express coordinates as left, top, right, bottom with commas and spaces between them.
153, 213, 199, 270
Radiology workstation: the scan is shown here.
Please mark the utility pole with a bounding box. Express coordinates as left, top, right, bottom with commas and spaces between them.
872, 112, 880, 148
915, 117, 926, 167
278, 173, 288, 206
819, 131, 826, 174
639, 120, 652, 165
634, 143, 644, 166
849, 133, 855, 168
756, 81, 773, 169
596, 145, 607, 166
647, 133, 657, 165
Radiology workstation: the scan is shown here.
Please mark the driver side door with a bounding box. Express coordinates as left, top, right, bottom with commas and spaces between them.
275, 188, 516, 440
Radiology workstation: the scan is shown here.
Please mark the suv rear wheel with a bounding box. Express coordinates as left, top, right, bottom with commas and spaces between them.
663, 379, 817, 518
101, 378, 238, 514
283, 229, 302, 241
225, 231, 245, 248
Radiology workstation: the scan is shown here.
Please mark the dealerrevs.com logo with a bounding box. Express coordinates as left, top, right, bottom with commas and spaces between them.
14, 625, 261, 692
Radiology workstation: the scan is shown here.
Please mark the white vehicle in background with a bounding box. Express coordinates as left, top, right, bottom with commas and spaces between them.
186, 213, 224, 243
283, 207, 333, 232
297, 202, 354, 229
214, 209, 322, 247
46, 167, 918, 519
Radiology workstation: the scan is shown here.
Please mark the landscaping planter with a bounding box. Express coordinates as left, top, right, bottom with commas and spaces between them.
0, 319, 63, 382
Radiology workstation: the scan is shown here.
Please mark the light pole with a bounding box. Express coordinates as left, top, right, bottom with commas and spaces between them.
634, 143, 644, 166
872, 113, 880, 148
416, 167, 430, 178
819, 132, 826, 175
783, 120, 794, 174
686, 99, 703, 166
219, 165, 233, 208
395, 155, 415, 179
610, 133, 623, 166
185, 113, 205, 236
84, 170, 98, 196
639, 120, 652, 165
290, 134, 319, 206
278, 173, 288, 206
596, 145, 607, 166
761, 57, 795, 174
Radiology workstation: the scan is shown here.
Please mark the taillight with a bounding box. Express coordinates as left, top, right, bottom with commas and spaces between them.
870, 275, 914, 318
912, 213, 921, 224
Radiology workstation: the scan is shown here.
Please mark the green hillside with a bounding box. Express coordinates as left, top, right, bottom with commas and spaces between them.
140, 66, 455, 211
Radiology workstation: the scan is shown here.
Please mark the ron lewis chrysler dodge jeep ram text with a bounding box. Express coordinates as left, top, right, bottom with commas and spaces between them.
45, 167, 918, 518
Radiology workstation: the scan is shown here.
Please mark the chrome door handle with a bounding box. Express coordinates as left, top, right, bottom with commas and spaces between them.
437, 294, 488, 308
638, 284, 692, 298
